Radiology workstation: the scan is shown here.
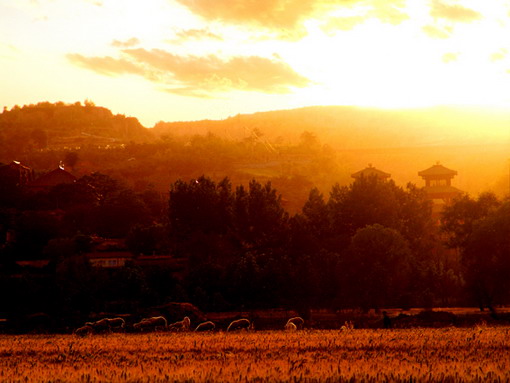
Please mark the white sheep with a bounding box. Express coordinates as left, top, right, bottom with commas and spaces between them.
340, 320, 354, 330
87, 318, 111, 333
74, 324, 93, 336
194, 321, 215, 332
284, 322, 297, 331
168, 316, 191, 332
106, 317, 125, 330
227, 318, 251, 332
285, 316, 304, 330
134, 316, 168, 331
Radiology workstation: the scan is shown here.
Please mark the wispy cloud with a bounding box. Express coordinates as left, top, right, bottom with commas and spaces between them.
67, 49, 310, 97
84, 0, 103, 6
322, 1, 408, 33
430, 0, 481, 23
422, 24, 453, 39
66, 54, 145, 76
111, 38, 141, 48
490, 48, 507, 62
175, 0, 409, 37
172, 29, 223, 42
442, 52, 459, 63
175, 0, 318, 31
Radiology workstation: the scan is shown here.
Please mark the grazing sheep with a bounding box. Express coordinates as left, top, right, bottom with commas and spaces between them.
286, 317, 304, 330
168, 316, 191, 332
74, 324, 93, 336
106, 317, 125, 329
194, 321, 215, 332
340, 321, 354, 330
88, 318, 111, 333
284, 322, 297, 331
227, 318, 251, 332
134, 316, 168, 331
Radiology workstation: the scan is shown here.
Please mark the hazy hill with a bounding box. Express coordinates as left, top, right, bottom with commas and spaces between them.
153, 105, 510, 197
0, 101, 152, 154
153, 105, 510, 149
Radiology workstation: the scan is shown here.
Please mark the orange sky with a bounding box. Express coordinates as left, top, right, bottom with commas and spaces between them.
2, 0, 510, 126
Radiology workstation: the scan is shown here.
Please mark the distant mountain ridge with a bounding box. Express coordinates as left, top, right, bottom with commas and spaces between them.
153, 105, 510, 149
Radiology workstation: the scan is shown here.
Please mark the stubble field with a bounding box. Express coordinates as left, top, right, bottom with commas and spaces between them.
1, 327, 509, 382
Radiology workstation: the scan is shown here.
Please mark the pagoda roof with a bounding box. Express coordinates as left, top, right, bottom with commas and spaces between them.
418, 163, 457, 178
351, 164, 391, 179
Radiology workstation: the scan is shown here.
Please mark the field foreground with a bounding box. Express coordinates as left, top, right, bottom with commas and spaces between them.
1, 328, 509, 382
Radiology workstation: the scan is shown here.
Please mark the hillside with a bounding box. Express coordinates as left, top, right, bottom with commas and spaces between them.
1, 102, 509, 200
153, 105, 510, 149
0, 101, 152, 157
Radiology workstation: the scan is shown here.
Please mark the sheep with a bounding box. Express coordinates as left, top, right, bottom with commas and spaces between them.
133, 316, 168, 332
284, 322, 297, 331
168, 316, 191, 332
87, 318, 111, 333
285, 316, 304, 330
227, 318, 251, 332
74, 324, 93, 336
106, 317, 125, 331
194, 321, 215, 332
340, 320, 354, 330
107, 317, 125, 328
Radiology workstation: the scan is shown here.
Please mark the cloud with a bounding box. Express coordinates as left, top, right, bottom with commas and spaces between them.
176, 0, 409, 35
66, 54, 145, 76
323, 16, 367, 32
111, 38, 141, 48
491, 49, 507, 62
172, 29, 223, 42
68, 49, 310, 96
124, 48, 310, 94
430, 0, 481, 23
322, 1, 408, 33
442, 52, 459, 63
369, 0, 409, 25
175, 0, 319, 31
422, 24, 453, 39
84, 0, 103, 6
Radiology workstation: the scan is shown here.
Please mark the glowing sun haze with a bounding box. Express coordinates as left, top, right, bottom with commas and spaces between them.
2, 0, 510, 126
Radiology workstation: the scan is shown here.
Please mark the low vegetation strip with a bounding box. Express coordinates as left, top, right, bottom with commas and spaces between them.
0, 328, 509, 382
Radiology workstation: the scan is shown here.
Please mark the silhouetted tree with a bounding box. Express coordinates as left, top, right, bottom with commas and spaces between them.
346, 224, 413, 310
441, 192, 501, 249
461, 201, 510, 308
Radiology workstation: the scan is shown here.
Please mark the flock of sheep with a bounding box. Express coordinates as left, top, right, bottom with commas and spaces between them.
74, 316, 305, 336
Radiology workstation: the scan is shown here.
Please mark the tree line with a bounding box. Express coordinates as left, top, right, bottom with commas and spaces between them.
1, 168, 509, 325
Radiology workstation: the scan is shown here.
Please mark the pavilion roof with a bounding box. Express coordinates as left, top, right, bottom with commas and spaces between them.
418, 163, 457, 178
351, 164, 391, 179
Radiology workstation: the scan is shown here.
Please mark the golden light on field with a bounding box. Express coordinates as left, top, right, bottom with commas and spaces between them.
2, 0, 510, 127
1, 329, 510, 381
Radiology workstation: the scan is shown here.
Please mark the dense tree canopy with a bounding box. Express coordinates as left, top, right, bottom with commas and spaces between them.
442, 196, 510, 308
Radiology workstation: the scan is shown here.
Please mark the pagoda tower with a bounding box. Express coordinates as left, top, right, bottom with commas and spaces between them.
418, 162, 462, 218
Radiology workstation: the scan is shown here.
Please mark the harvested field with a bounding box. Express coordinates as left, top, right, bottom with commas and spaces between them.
1, 327, 509, 382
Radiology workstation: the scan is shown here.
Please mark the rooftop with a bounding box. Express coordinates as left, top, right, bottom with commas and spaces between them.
418, 162, 458, 178
351, 164, 391, 179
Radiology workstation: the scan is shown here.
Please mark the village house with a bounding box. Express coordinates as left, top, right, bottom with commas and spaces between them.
26, 163, 76, 193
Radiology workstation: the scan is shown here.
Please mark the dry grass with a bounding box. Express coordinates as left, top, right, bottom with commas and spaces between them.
1, 327, 509, 382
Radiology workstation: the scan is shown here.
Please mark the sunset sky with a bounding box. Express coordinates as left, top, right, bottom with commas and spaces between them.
2, 0, 510, 127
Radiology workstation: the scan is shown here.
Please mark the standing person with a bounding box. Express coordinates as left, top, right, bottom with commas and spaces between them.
383, 311, 392, 329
